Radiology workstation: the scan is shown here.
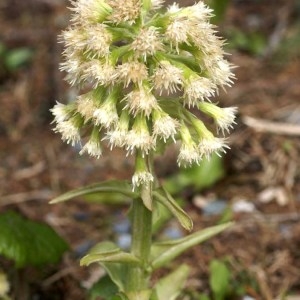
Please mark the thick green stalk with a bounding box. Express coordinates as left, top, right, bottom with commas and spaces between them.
125, 157, 153, 295
127, 196, 152, 290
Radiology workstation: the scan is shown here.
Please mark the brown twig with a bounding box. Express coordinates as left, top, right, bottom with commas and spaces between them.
243, 116, 300, 136
0, 190, 54, 206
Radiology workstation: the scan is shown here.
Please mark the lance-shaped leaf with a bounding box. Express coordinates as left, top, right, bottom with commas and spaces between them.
151, 264, 190, 300
50, 180, 138, 204
80, 242, 141, 267
153, 188, 193, 232
151, 222, 233, 269
81, 242, 130, 292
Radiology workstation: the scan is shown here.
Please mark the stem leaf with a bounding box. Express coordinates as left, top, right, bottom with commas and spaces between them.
151, 264, 190, 300
151, 222, 233, 269
153, 188, 193, 231
80, 241, 141, 267
50, 180, 137, 204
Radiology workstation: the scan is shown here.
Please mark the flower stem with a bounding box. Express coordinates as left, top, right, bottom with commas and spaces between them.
125, 157, 153, 295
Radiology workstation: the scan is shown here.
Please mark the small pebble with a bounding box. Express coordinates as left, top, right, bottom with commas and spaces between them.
74, 240, 94, 257
116, 233, 131, 250
162, 226, 183, 240
202, 200, 227, 216
232, 199, 256, 213
279, 224, 292, 239
112, 216, 131, 234
73, 211, 90, 221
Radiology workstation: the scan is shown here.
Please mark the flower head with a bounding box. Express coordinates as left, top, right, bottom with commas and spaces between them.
103, 110, 130, 149
199, 102, 237, 134
76, 94, 97, 122
70, 0, 112, 24
165, 18, 190, 51
53, 118, 81, 146
84, 60, 117, 87
93, 95, 119, 128
184, 76, 216, 107
198, 137, 230, 159
123, 86, 159, 117
51, 102, 73, 123
132, 151, 154, 191
131, 27, 163, 61
59, 48, 87, 86
61, 24, 112, 57
116, 61, 148, 87
79, 127, 102, 158
107, 0, 141, 24
152, 110, 179, 142
150, 0, 165, 10
152, 61, 183, 94
177, 124, 202, 166
53, 0, 236, 167
125, 116, 155, 156
208, 59, 236, 87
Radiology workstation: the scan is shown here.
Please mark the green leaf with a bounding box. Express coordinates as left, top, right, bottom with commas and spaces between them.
0, 211, 68, 268
5, 48, 33, 70
153, 188, 193, 231
114, 294, 129, 300
141, 184, 153, 211
199, 294, 210, 300
81, 242, 127, 292
101, 262, 127, 293
80, 242, 141, 267
151, 222, 233, 269
126, 290, 152, 300
50, 180, 138, 204
207, 0, 230, 23
209, 260, 230, 300
163, 154, 225, 195
84, 192, 131, 205
152, 264, 190, 300
89, 275, 119, 300
0, 43, 6, 57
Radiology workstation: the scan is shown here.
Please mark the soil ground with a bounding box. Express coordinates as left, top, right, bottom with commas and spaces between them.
0, 0, 299, 299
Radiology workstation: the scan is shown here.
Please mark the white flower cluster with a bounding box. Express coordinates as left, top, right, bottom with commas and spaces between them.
51, 0, 237, 187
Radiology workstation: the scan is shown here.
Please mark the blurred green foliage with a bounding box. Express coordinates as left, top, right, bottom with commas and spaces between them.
163, 154, 225, 195
273, 23, 300, 64
206, 0, 230, 23
0, 42, 33, 75
89, 275, 119, 300
226, 29, 267, 56
0, 211, 68, 268
209, 259, 231, 300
